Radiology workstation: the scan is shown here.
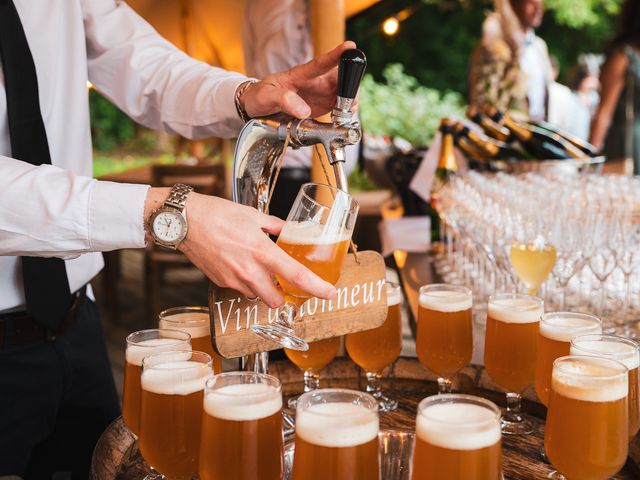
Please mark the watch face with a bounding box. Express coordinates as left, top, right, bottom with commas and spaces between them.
152, 210, 185, 243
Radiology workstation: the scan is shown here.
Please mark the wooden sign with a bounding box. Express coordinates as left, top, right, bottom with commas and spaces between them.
208, 250, 388, 358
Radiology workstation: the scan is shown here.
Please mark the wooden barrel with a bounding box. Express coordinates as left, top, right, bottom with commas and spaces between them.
91, 356, 640, 479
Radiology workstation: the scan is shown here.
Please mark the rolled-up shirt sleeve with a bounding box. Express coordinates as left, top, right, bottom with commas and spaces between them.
0, 157, 149, 258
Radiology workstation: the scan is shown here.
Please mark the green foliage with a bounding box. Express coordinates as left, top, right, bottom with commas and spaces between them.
93, 153, 175, 178
347, 166, 379, 192
89, 90, 136, 152
360, 64, 465, 147
545, 0, 621, 28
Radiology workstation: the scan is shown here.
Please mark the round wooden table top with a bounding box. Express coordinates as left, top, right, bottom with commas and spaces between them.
91, 356, 640, 479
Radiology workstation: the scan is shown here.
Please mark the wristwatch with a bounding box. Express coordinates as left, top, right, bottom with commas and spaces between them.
149, 183, 194, 249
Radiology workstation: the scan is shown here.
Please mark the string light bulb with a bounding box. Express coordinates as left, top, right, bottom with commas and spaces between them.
382, 17, 400, 36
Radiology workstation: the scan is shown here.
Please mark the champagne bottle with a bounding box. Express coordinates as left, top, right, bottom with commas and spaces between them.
486, 107, 584, 159
529, 119, 599, 157
466, 105, 511, 142
433, 118, 458, 194
453, 121, 530, 160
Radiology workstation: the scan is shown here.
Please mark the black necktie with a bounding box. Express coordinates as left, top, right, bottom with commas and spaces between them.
0, 0, 72, 330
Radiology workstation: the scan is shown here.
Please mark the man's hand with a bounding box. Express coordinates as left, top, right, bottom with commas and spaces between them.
144, 189, 336, 308
240, 41, 357, 119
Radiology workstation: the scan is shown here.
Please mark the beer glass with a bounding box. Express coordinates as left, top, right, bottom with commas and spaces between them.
346, 282, 403, 411
534, 312, 602, 406
545, 355, 628, 479
416, 284, 473, 394
291, 388, 380, 480
570, 334, 640, 441
285, 336, 340, 408
158, 306, 223, 374
138, 350, 212, 480
199, 372, 284, 480
412, 394, 502, 480
122, 329, 191, 435
252, 183, 359, 351
484, 293, 543, 435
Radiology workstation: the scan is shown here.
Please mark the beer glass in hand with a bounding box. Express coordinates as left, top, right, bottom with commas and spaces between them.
285, 336, 340, 408
292, 388, 380, 480
545, 355, 628, 479
534, 312, 602, 406
199, 372, 284, 480
122, 329, 191, 435
138, 350, 212, 480
412, 394, 502, 480
252, 183, 359, 351
159, 306, 223, 374
484, 293, 543, 435
416, 284, 473, 394
346, 282, 403, 411
570, 334, 640, 441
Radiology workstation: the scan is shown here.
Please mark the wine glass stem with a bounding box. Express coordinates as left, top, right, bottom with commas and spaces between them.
303, 370, 320, 393
278, 302, 298, 329
505, 392, 523, 423
365, 371, 382, 398
437, 377, 452, 394
599, 281, 607, 317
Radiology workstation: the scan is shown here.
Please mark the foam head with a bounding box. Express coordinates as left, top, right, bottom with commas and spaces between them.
278, 220, 351, 246
419, 287, 472, 313
387, 283, 402, 307
159, 311, 210, 339
126, 338, 191, 366
416, 402, 501, 450
295, 402, 379, 448
488, 295, 543, 324
552, 356, 628, 403
570, 337, 640, 370
204, 383, 282, 421
540, 313, 602, 342
141, 358, 211, 396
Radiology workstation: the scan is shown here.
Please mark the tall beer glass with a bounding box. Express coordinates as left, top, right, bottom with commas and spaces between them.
122, 329, 191, 435
285, 336, 340, 408
570, 334, 640, 441
412, 394, 502, 480
346, 282, 403, 411
252, 183, 359, 351
159, 306, 223, 374
138, 350, 212, 480
292, 388, 380, 480
199, 372, 284, 480
545, 355, 628, 479
416, 284, 473, 394
534, 312, 602, 405
484, 293, 543, 435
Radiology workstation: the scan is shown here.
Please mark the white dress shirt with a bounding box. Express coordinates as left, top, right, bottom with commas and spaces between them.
520, 30, 552, 122
0, 0, 248, 311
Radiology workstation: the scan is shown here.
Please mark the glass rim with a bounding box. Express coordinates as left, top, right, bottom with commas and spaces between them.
204, 371, 282, 394
386, 281, 401, 293
570, 334, 640, 358
488, 292, 543, 311
541, 311, 602, 330
299, 182, 359, 211
419, 283, 472, 297
417, 393, 502, 427
297, 388, 378, 416
158, 306, 209, 325
553, 355, 629, 379
141, 349, 212, 370
125, 328, 191, 346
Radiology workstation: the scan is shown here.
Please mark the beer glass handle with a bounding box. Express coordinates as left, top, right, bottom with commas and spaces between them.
332, 49, 367, 125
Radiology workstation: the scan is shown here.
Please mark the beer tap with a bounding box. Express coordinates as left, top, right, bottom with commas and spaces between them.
231, 49, 366, 374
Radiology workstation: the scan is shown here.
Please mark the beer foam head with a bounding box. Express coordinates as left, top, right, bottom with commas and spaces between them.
278, 220, 350, 245
540, 313, 602, 342
419, 288, 472, 313
416, 402, 501, 450
141, 359, 211, 395
204, 383, 282, 421
159, 311, 210, 339
570, 337, 640, 370
126, 338, 190, 366
387, 283, 402, 307
296, 402, 379, 448
488, 295, 542, 324
552, 356, 628, 403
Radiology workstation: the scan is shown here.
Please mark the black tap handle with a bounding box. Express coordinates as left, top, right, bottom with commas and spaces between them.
337, 49, 367, 99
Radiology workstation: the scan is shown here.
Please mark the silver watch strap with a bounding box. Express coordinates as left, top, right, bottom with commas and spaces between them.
165, 183, 194, 211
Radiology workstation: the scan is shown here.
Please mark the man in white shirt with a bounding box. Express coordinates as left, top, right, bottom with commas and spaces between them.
0, 1, 351, 477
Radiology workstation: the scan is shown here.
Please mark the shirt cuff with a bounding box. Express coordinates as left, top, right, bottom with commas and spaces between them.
89, 180, 150, 251
211, 75, 257, 134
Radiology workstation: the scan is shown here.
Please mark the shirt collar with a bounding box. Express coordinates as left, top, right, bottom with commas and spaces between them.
522, 29, 536, 47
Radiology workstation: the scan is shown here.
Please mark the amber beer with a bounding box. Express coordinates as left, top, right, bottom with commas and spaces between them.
199, 372, 284, 480
292, 389, 380, 480
276, 221, 351, 301
484, 294, 543, 393
412, 394, 502, 480
285, 336, 340, 372
346, 282, 403, 373
545, 355, 628, 479
416, 284, 473, 379
122, 329, 191, 435
570, 334, 640, 441
138, 351, 212, 480
159, 306, 223, 373
534, 312, 602, 405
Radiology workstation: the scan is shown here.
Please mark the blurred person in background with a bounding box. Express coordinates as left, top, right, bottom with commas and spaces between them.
571, 55, 602, 117
469, 0, 553, 121
547, 56, 590, 138
590, 0, 640, 174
